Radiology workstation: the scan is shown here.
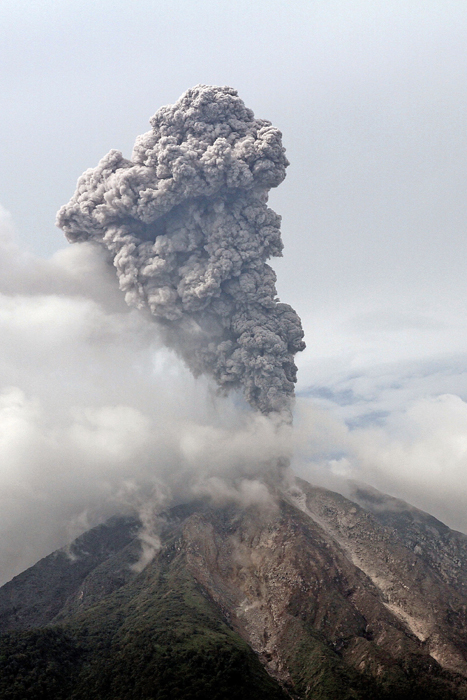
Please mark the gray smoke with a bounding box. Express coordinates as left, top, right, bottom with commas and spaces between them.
57, 85, 305, 415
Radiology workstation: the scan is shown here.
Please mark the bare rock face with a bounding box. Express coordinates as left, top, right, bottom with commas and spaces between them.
177, 486, 467, 697
290, 480, 467, 676
2, 481, 467, 699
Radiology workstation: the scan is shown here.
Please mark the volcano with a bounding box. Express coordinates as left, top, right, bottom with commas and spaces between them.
2, 478, 467, 699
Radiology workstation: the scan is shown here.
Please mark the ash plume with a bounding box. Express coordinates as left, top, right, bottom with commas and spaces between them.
57, 85, 305, 416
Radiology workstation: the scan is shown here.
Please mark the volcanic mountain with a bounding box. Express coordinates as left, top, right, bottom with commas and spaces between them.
2, 478, 467, 699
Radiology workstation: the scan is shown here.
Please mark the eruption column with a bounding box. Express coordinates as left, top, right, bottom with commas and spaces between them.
57, 85, 305, 416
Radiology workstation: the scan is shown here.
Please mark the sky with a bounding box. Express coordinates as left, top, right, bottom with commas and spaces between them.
1, 0, 467, 581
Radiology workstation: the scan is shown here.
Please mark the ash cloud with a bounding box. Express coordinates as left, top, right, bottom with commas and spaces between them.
57, 85, 305, 416
0, 207, 295, 585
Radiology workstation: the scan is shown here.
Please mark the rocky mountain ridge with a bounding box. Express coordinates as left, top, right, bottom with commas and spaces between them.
1, 478, 467, 699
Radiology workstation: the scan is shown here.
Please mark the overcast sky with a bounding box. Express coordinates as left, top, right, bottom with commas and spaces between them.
1, 0, 467, 579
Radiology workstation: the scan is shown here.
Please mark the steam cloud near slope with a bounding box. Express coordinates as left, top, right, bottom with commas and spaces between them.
0, 206, 295, 584
2, 205, 467, 583
57, 85, 305, 417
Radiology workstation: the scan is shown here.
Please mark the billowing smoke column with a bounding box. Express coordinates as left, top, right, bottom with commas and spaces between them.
57, 85, 305, 416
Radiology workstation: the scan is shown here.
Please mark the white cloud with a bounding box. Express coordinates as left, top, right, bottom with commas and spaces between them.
0, 210, 294, 583
293, 393, 467, 535
350, 394, 467, 528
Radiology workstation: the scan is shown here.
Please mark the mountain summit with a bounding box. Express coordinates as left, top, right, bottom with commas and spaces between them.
2, 478, 467, 699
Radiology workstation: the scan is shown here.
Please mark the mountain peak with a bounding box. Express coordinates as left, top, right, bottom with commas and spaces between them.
2, 479, 467, 699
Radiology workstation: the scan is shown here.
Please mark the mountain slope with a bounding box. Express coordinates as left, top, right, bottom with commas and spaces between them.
0, 516, 139, 632
1, 482, 467, 699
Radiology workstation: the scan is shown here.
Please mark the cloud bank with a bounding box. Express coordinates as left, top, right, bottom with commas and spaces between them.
0, 206, 293, 584
293, 390, 467, 537
1, 202, 467, 583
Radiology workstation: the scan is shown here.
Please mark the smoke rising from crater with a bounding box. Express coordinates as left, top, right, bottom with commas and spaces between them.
57, 85, 305, 415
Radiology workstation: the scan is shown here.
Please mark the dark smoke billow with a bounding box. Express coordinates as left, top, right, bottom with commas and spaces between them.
57, 85, 305, 416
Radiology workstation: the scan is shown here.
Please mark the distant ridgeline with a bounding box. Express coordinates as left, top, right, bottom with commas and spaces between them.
2, 481, 467, 699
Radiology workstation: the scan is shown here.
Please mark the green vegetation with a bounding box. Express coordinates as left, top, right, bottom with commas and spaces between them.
0, 546, 288, 700
0, 628, 82, 699
285, 628, 467, 700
